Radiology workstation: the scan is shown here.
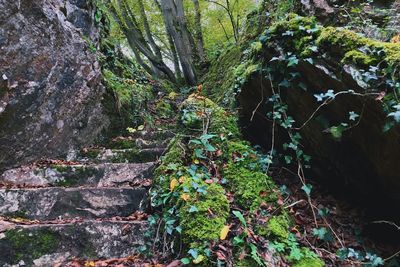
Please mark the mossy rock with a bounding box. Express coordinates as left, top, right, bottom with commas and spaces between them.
155, 99, 175, 119
4, 228, 59, 264
225, 164, 277, 211
202, 46, 243, 105
180, 95, 240, 137
179, 181, 229, 244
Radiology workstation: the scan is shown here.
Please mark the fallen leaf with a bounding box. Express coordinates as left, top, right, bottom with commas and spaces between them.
170, 178, 179, 191
220, 225, 230, 240
179, 176, 186, 183
84, 261, 95, 267
193, 255, 205, 264
181, 194, 190, 201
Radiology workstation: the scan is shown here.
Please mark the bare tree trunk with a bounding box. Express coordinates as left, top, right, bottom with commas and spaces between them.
137, 0, 162, 59
109, 1, 176, 83
160, 0, 197, 85
191, 0, 206, 62
153, 0, 182, 80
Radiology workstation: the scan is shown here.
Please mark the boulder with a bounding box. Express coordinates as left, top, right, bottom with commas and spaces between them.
0, 0, 108, 171
237, 16, 400, 203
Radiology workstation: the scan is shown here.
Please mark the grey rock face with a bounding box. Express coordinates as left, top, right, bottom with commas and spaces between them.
0, 221, 148, 266
0, 0, 108, 171
0, 162, 156, 187
0, 187, 148, 220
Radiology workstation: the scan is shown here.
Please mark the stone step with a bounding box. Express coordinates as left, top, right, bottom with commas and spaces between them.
106, 137, 170, 150
0, 162, 155, 188
129, 130, 175, 141
0, 220, 148, 266
81, 148, 166, 163
0, 187, 148, 220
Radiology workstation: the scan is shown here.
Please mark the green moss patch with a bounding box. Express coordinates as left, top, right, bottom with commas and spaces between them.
179, 182, 229, 244
5, 228, 59, 263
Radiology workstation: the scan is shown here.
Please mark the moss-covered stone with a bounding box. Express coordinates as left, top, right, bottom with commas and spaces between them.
107, 138, 137, 149
267, 215, 291, 240
80, 148, 101, 159
225, 164, 277, 211
293, 255, 325, 267
51, 165, 100, 187
179, 182, 229, 244
5, 228, 59, 263
202, 46, 242, 105
317, 26, 400, 70
180, 94, 240, 137
155, 99, 175, 119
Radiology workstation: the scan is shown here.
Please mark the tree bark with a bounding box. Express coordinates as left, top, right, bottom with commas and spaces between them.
137, 0, 163, 59
109, 1, 176, 83
191, 0, 206, 62
160, 0, 197, 85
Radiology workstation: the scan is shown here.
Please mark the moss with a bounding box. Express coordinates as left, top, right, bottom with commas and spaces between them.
108, 139, 136, 149
5, 228, 59, 263
317, 26, 400, 69
342, 50, 377, 66
292, 248, 325, 267
202, 46, 242, 105
154, 137, 187, 189
180, 95, 240, 137
80, 148, 101, 159
179, 182, 229, 244
267, 215, 291, 240
155, 99, 175, 119
109, 148, 156, 163
225, 164, 277, 211
293, 255, 325, 267
234, 257, 259, 267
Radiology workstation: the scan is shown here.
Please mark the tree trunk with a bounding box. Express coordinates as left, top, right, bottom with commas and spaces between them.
191, 0, 206, 62
137, 0, 163, 59
109, 1, 176, 83
161, 0, 197, 85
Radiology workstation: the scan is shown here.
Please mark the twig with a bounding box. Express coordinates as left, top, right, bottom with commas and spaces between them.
371, 220, 400, 231
294, 91, 380, 131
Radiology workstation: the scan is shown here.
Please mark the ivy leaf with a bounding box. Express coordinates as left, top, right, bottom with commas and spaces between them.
312, 227, 333, 242
279, 79, 291, 88
188, 248, 198, 259
204, 143, 216, 152
318, 207, 330, 217
189, 205, 198, 213
388, 109, 400, 122
181, 258, 191, 265
232, 210, 247, 227
301, 184, 312, 196
195, 148, 206, 159
287, 57, 299, 67
349, 111, 359, 121
329, 126, 344, 139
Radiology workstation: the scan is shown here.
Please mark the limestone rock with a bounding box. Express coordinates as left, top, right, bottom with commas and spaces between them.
0, 0, 108, 171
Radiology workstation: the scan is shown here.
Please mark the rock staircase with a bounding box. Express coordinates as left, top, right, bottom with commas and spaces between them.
0, 130, 173, 266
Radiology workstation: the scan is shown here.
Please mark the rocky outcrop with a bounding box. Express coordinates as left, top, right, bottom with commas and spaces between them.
237, 16, 400, 203
0, 0, 108, 171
